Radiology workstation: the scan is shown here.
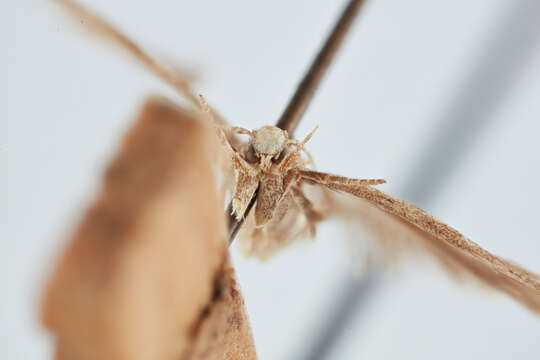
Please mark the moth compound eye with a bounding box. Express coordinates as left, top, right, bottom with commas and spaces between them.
246, 145, 259, 163
272, 149, 286, 163
252, 126, 287, 156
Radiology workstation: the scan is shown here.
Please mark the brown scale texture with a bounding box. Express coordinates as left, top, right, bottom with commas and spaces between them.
240, 192, 313, 260
315, 182, 540, 314
183, 262, 257, 360
232, 171, 258, 220
41, 98, 256, 360
255, 174, 286, 226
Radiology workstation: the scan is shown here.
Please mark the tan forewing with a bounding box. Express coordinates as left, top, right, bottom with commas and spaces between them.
232, 171, 259, 219
255, 174, 285, 226
41, 98, 256, 359
301, 172, 540, 314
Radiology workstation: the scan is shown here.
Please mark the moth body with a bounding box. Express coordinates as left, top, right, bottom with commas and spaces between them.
224, 125, 306, 228
52, 0, 540, 316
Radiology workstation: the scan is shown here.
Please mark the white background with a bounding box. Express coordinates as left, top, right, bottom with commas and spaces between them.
3, 0, 540, 359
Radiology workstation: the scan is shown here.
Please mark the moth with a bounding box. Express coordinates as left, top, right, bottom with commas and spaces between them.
54, 0, 540, 314
41, 98, 257, 359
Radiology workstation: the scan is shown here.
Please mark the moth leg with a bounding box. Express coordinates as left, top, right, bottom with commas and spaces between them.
203, 104, 255, 175
203, 102, 258, 216
201, 100, 258, 221
226, 141, 259, 219
290, 186, 325, 236
286, 142, 314, 168
286, 128, 317, 162
206, 119, 258, 219
280, 127, 319, 172
300, 148, 315, 168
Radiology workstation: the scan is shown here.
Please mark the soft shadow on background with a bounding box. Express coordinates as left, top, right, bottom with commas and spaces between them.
299, 1, 540, 358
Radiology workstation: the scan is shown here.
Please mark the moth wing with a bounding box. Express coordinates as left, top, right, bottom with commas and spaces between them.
41, 98, 255, 358
254, 175, 288, 227
232, 171, 258, 220
299, 170, 540, 314
239, 191, 313, 260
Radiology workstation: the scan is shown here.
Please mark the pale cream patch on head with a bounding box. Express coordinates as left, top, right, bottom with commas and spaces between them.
252, 126, 287, 156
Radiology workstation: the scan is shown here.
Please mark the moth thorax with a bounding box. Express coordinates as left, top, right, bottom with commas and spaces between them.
252, 126, 287, 156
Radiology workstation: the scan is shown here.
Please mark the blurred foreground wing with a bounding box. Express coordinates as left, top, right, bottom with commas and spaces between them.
41, 98, 256, 359
300, 170, 540, 314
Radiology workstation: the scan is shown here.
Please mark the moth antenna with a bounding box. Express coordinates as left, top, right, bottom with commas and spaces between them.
301, 125, 319, 145
286, 126, 319, 149
301, 148, 315, 168
198, 94, 212, 117
198, 94, 231, 129
54, 0, 199, 107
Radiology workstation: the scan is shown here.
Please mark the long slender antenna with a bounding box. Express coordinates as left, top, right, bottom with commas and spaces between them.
228, 0, 368, 243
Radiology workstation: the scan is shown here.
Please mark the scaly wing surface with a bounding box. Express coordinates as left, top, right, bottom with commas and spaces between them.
299, 169, 540, 314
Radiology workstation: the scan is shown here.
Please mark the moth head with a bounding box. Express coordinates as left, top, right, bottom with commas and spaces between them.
250, 125, 288, 160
